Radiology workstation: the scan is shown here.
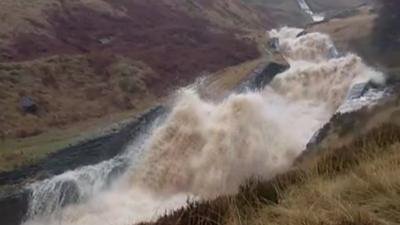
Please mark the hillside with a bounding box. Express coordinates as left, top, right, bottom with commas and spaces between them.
0, 0, 269, 142
242, 0, 369, 26
0, 0, 269, 62
1, 0, 378, 144
307, 0, 371, 13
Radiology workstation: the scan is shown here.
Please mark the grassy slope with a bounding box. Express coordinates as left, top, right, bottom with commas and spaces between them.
306, 5, 378, 69
0, 55, 157, 135
307, 0, 368, 12
241, 0, 311, 26
241, 0, 369, 26
232, 124, 400, 225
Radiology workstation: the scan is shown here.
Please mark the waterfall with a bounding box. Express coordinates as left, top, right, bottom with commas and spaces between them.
22, 27, 385, 225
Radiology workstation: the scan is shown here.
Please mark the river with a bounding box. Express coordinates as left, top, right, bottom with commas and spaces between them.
14, 26, 387, 225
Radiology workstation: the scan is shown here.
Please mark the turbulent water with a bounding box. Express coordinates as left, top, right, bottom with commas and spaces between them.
23, 27, 385, 225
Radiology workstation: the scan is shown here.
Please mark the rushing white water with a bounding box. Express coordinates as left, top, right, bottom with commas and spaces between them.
27, 159, 123, 218
23, 27, 385, 225
23, 116, 165, 224
297, 0, 325, 22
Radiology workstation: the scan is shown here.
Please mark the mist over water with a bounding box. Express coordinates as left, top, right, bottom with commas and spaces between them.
132, 88, 329, 198
23, 27, 384, 225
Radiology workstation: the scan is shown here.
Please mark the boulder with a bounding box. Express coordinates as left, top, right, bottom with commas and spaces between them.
19, 96, 37, 114
327, 46, 340, 59
296, 30, 308, 38
253, 63, 289, 89
344, 82, 371, 100
0, 189, 30, 225
235, 61, 289, 92
269, 37, 280, 51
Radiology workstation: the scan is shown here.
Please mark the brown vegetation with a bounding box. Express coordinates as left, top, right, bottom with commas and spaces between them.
0, 0, 267, 142
306, 5, 376, 52
0, 55, 157, 139
4, 0, 261, 91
